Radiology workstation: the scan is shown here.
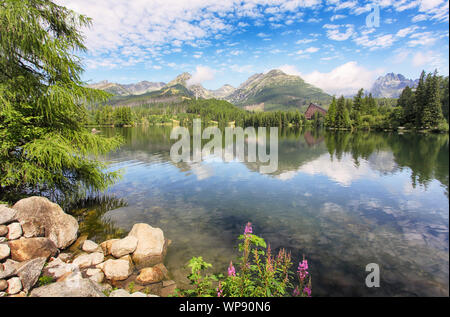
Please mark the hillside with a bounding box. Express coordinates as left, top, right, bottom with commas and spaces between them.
226, 69, 332, 111
88, 80, 165, 96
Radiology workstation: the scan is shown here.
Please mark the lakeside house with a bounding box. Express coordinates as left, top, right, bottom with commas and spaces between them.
305, 103, 327, 120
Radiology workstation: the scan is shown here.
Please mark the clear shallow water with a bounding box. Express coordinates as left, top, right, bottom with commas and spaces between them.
69, 126, 449, 296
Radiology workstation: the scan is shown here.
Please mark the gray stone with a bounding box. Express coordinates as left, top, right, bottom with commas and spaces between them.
16, 257, 46, 292
30, 276, 106, 297
7, 222, 22, 240
0, 243, 10, 260
12, 196, 78, 249
111, 236, 138, 258
0, 205, 17, 225
44, 257, 77, 279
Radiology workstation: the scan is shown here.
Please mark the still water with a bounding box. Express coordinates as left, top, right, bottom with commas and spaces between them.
69, 126, 449, 296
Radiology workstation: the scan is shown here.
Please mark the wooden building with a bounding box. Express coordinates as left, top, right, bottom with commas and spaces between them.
305, 103, 327, 120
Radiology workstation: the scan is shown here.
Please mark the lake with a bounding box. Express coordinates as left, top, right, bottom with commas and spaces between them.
69, 125, 449, 296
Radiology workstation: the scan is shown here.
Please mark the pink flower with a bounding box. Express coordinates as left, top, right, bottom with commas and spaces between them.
303, 286, 312, 297
297, 259, 309, 281
244, 222, 252, 235
228, 261, 236, 277
293, 286, 300, 297
217, 282, 223, 297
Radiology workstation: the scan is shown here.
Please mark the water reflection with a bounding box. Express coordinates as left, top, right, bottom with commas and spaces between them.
68, 126, 448, 296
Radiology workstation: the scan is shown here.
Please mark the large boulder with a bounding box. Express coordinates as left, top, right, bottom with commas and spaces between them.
111, 236, 138, 258
29, 275, 106, 297
12, 196, 78, 249
0, 205, 17, 225
0, 243, 10, 260
8, 237, 58, 262
128, 223, 166, 269
15, 257, 46, 292
98, 259, 132, 281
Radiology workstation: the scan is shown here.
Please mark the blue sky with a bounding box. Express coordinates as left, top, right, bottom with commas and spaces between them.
57, 0, 449, 95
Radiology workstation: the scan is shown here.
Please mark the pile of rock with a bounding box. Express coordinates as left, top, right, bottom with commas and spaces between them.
1, 196, 176, 297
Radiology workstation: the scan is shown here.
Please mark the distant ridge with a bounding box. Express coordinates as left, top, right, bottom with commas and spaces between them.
370, 73, 419, 98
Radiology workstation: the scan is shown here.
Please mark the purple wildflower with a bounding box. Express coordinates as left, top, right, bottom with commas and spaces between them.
228, 261, 236, 277
297, 259, 309, 280
244, 222, 252, 235
217, 282, 223, 297
303, 286, 312, 297
292, 286, 300, 297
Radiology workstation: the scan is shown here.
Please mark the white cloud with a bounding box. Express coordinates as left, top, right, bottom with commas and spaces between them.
412, 50, 445, 68
396, 26, 419, 37
297, 46, 320, 54
296, 38, 317, 44
301, 61, 384, 96
354, 33, 396, 50
408, 31, 439, 46
323, 24, 355, 41
330, 14, 346, 21
186, 65, 215, 86
277, 64, 302, 76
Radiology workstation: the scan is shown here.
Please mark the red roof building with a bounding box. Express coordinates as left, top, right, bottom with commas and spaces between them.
305, 103, 327, 120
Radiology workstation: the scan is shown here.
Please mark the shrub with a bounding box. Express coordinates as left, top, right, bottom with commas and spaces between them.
176, 223, 312, 297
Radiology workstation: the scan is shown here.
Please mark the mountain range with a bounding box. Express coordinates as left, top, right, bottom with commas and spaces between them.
89, 71, 416, 110
370, 73, 419, 98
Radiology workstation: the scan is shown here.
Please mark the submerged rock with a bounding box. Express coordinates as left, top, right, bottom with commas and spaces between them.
12, 196, 78, 249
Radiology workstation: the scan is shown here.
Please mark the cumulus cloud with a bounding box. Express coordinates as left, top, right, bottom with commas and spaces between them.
300, 61, 384, 96
187, 65, 215, 86
323, 24, 355, 41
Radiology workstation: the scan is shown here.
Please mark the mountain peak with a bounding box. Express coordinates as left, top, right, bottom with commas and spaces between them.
371, 73, 418, 98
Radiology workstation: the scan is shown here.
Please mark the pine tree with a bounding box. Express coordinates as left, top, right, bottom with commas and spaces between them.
397, 86, 415, 125
352, 88, 364, 120
335, 95, 351, 129
421, 71, 444, 128
325, 97, 337, 127
0, 0, 122, 200
414, 71, 427, 127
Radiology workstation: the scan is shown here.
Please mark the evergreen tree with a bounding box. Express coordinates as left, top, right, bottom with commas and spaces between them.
0, 0, 122, 200
414, 71, 427, 127
335, 95, 351, 129
421, 71, 444, 128
397, 86, 415, 124
352, 88, 364, 120
325, 97, 337, 127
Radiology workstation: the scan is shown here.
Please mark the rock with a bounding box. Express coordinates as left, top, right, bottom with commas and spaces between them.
68, 234, 88, 253
30, 276, 106, 297
131, 291, 147, 297
16, 257, 46, 292
161, 280, 177, 297
85, 268, 104, 283
0, 279, 7, 291
72, 252, 104, 269
0, 243, 10, 260
98, 259, 132, 281
128, 223, 166, 268
111, 236, 138, 258
0, 225, 8, 236
82, 240, 99, 253
7, 277, 22, 295
0, 259, 19, 279
0, 237, 6, 243
12, 196, 78, 249
147, 294, 160, 297
9, 291, 26, 297
109, 289, 130, 297
8, 237, 58, 262
57, 253, 72, 263
44, 258, 77, 279
100, 239, 119, 256
136, 266, 165, 285
7, 222, 22, 240
0, 205, 17, 225
89, 271, 104, 284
